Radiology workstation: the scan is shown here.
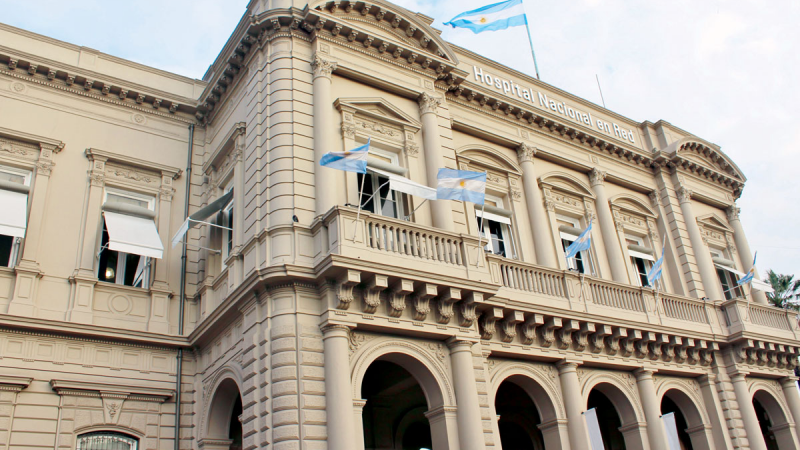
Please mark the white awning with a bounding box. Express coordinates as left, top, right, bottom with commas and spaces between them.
0, 188, 28, 238
369, 168, 437, 200
104, 211, 164, 259
714, 263, 774, 293
629, 250, 655, 261
171, 190, 234, 247
476, 206, 512, 225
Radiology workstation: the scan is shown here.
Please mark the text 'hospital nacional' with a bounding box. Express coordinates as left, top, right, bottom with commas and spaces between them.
472, 66, 637, 144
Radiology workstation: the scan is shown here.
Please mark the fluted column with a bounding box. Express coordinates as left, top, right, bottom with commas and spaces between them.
312, 54, 339, 217
730, 373, 768, 450
780, 377, 800, 430
322, 324, 358, 449
517, 144, 556, 267
678, 187, 724, 300
447, 338, 485, 450
726, 206, 768, 304
557, 359, 588, 449
589, 169, 628, 283
634, 369, 668, 450
418, 93, 454, 232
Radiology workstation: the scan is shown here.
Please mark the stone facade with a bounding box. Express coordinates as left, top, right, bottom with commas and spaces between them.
0, 1, 798, 450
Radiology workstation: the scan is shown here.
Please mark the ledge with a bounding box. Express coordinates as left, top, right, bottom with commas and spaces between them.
50, 379, 174, 402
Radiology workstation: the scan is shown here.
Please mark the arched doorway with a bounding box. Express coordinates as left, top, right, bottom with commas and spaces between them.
206, 377, 243, 450
584, 381, 648, 450
588, 389, 626, 450
658, 388, 714, 450
752, 389, 799, 450
361, 360, 433, 450
495, 380, 543, 450
661, 394, 692, 450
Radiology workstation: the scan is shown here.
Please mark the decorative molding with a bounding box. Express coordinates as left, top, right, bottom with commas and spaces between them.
436, 288, 460, 324
363, 275, 388, 314
50, 379, 173, 402
588, 168, 606, 187
418, 92, 441, 115
311, 54, 337, 80
517, 143, 537, 164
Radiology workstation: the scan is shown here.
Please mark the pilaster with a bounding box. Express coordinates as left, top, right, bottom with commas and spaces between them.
589, 169, 629, 283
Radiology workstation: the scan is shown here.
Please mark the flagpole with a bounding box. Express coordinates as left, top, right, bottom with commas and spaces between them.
476, 201, 487, 268
521, 5, 541, 80
351, 172, 368, 242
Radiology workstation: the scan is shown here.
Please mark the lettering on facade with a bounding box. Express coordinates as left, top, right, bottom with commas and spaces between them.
472, 66, 636, 144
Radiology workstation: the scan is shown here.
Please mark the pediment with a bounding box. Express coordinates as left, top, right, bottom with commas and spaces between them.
609, 194, 656, 218
457, 146, 521, 175
539, 172, 595, 199
308, 0, 458, 64
697, 213, 732, 232
335, 97, 420, 130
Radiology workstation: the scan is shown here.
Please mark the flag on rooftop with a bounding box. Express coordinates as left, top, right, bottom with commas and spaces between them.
319, 139, 370, 173
565, 223, 592, 259
436, 168, 486, 205
443, 0, 527, 34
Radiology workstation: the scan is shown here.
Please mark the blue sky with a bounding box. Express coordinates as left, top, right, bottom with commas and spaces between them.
2, 0, 798, 280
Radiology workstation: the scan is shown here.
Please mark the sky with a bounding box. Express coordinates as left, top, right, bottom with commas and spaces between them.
2, 0, 798, 280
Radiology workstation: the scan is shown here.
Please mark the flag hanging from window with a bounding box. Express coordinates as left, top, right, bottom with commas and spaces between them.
436, 168, 486, 205
565, 223, 592, 259
319, 139, 370, 173
443, 0, 527, 34
736, 251, 757, 286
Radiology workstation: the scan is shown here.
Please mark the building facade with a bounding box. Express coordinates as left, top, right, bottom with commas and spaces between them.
0, 1, 798, 450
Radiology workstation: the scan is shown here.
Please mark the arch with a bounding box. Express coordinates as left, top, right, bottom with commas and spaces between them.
457, 145, 522, 175
539, 171, 595, 199
73, 425, 145, 441
582, 372, 648, 450
662, 137, 746, 182
204, 370, 243, 440
609, 193, 658, 219
657, 382, 714, 450
750, 384, 800, 450
351, 338, 455, 409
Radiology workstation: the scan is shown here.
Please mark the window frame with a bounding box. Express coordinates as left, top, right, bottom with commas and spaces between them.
625, 234, 654, 287
97, 188, 157, 288
476, 194, 516, 259
358, 148, 407, 220
220, 187, 234, 270
0, 164, 32, 268
557, 214, 596, 275
76, 431, 139, 450
710, 248, 743, 300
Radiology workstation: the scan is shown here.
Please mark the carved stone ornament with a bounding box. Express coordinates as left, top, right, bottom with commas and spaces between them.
521, 314, 544, 345
418, 93, 441, 115
479, 308, 503, 340
404, 142, 419, 157
412, 284, 438, 321
436, 289, 460, 324
388, 280, 414, 318
363, 276, 388, 314
459, 298, 478, 328
676, 186, 693, 204
726, 205, 741, 223
501, 311, 524, 343
334, 270, 360, 310
588, 168, 606, 187
540, 317, 561, 348
517, 143, 537, 164
311, 55, 337, 80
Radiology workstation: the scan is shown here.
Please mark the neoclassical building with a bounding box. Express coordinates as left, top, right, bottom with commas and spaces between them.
0, 1, 798, 450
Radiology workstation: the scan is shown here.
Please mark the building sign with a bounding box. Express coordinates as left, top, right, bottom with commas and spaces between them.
472, 66, 636, 144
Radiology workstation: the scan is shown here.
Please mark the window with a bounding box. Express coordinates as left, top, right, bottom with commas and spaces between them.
77, 431, 138, 450
97, 188, 162, 288
557, 215, 594, 275
710, 249, 743, 300
221, 189, 234, 267
357, 149, 407, 219
476, 195, 515, 258
626, 235, 656, 287
0, 165, 31, 268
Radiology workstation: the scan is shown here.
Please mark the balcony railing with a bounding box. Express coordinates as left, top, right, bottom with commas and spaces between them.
748, 302, 791, 330
588, 278, 647, 313
660, 293, 708, 324
364, 215, 466, 266
497, 260, 567, 299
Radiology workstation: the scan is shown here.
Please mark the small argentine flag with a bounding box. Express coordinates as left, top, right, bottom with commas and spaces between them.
444, 0, 527, 34
565, 223, 592, 259
319, 139, 370, 173
436, 168, 486, 205
646, 253, 664, 286
737, 252, 757, 286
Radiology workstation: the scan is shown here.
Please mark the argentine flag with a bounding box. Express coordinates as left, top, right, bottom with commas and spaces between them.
436, 168, 486, 205
737, 252, 757, 286
565, 223, 592, 259
646, 253, 664, 286
319, 139, 369, 173
444, 0, 527, 34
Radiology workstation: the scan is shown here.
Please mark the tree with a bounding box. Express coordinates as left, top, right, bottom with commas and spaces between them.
764, 270, 800, 309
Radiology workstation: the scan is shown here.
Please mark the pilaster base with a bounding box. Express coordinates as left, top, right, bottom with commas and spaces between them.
7, 260, 43, 317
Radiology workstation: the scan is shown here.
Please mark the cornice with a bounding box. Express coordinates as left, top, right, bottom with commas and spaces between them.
86, 148, 182, 179
0, 375, 32, 392
0, 126, 64, 152
0, 53, 198, 124
50, 379, 174, 402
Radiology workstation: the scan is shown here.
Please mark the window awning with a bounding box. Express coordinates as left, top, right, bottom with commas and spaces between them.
476, 204, 512, 225
628, 244, 655, 261
171, 190, 234, 247
559, 225, 583, 241
369, 168, 437, 200
0, 185, 28, 238
368, 157, 408, 176
104, 211, 164, 259
714, 263, 774, 293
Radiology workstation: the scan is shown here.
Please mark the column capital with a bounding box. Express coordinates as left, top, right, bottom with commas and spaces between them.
418, 92, 441, 115
588, 168, 606, 187
446, 337, 476, 351
556, 358, 582, 373
698, 373, 717, 386
677, 185, 693, 204
517, 143, 537, 163
311, 54, 337, 80
729, 372, 749, 383
633, 368, 657, 381
726, 205, 741, 223
648, 190, 661, 208
320, 323, 354, 338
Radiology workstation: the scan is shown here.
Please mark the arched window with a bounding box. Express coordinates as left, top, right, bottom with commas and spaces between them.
76, 432, 138, 450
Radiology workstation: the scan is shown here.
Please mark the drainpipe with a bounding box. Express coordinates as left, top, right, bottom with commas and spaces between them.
174, 123, 194, 450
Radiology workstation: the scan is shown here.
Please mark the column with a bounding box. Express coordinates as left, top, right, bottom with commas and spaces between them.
321, 324, 358, 449
698, 374, 735, 450
557, 359, 588, 450
230, 131, 246, 287
677, 186, 724, 300
589, 169, 629, 283
517, 144, 556, 267
447, 339, 486, 450
147, 172, 175, 334
312, 54, 339, 217
418, 93, 454, 232
730, 373, 768, 450
780, 377, 800, 430
634, 369, 668, 450
726, 206, 768, 304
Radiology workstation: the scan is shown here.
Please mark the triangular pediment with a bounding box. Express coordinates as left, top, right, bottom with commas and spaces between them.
609, 194, 657, 218
335, 97, 420, 130
697, 213, 732, 232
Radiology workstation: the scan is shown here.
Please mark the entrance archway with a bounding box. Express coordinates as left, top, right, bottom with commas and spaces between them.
205, 377, 243, 450
658, 387, 713, 450
752, 389, 799, 450
585, 380, 648, 450
361, 360, 432, 450
495, 380, 542, 450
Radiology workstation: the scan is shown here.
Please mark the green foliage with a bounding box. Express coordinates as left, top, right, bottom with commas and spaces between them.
765, 270, 800, 310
